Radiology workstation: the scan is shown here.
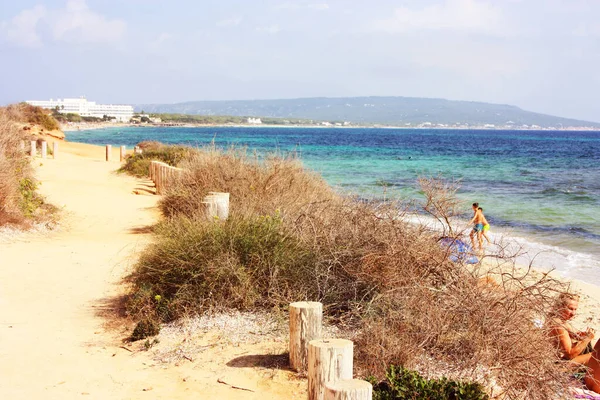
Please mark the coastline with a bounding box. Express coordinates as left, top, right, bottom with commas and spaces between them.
62, 121, 600, 132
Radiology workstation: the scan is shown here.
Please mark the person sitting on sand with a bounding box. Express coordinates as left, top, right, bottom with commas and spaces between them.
549, 293, 596, 364
469, 203, 485, 250
478, 207, 492, 245
548, 293, 600, 393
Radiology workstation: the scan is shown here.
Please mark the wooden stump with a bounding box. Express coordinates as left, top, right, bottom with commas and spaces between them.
205, 192, 230, 220
308, 339, 353, 400
289, 301, 322, 372
120, 145, 126, 162
53, 142, 58, 159
325, 380, 373, 400
30, 141, 36, 157
106, 145, 112, 161
41, 141, 47, 159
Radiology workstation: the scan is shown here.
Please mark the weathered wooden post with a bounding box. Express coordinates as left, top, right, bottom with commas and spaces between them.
155, 164, 161, 194
206, 192, 230, 220
105, 145, 112, 161
53, 142, 58, 159
120, 145, 126, 162
41, 141, 47, 159
157, 164, 166, 195
290, 301, 322, 372
325, 380, 373, 400
308, 339, 354, 400
30, 141, 36, 157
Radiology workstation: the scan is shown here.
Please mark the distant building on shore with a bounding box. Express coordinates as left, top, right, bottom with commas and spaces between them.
25, 97, 134, 122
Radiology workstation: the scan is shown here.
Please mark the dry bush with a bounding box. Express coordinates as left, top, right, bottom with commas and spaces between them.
159, 146, 337, 219
0, 108, 33, 225
0, 105, 55, 227
127, 145, 573, 399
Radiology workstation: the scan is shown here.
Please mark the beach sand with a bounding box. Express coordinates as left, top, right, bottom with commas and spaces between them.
0, 138, 598, 398
0, 139, 305, 399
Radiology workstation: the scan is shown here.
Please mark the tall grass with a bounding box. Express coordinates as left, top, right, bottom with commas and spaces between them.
125, 144, 573, 399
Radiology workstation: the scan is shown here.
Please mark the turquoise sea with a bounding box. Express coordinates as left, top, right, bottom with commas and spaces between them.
67, 126, 600, 285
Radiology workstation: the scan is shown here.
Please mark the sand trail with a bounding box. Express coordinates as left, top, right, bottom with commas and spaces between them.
0, 142, 303, 399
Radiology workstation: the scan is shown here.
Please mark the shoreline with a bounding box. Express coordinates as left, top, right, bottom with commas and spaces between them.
62, 122, 600, 132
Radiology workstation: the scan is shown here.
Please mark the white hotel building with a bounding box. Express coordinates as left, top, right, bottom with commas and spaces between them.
25, 97, 134, 122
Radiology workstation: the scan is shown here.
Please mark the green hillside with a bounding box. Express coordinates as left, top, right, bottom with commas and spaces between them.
136, 96, 599, 128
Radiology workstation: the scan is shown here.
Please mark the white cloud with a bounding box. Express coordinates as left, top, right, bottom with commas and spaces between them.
276, 2, 329, 11
51, 0, 126, 43
371, 0, 507, 36
1, 5, 46, 48
256, 25, 281, 35
308, 3, 330, 11
216, 16, 243, 27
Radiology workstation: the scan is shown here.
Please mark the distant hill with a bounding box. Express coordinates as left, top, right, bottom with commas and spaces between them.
135, 96, 599, 128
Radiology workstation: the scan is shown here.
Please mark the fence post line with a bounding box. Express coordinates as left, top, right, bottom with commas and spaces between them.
289, 302, 323, 372
30, 141, 36, 157
120, 145, 126, 162
324, 380, 373, 400
53, 142, 58, 159
41, 141, 47, 159
105, 145, 112, 161
308, 339, 353, 400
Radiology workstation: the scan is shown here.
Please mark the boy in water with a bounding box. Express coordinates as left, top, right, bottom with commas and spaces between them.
469, 203, 485, 250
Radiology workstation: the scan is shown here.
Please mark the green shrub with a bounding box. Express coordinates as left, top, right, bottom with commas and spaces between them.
18, 177, 44, 217
370, 366, 489, 400
126, 212, 320, 321
118, 142, 194, 177
130, 318, 161, 341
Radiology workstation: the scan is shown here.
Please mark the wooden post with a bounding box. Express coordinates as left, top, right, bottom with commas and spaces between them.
106, 145, 112, 161
41, 141, 47, 159
20, 141, 25, 152
30, 141, 36, 157
290, 302, 322, 372
308, 339, 354, 400
157, 164, 165, 195
206, 192, 230, 220
325, 380, 373, 400
53, 142, 58, 159
120, 145, 126, 162
149, 161, 155, 181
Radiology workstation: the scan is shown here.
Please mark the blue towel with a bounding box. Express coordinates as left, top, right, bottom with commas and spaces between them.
439, 237, 479, 264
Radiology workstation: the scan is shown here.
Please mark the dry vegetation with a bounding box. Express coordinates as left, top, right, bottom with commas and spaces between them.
124, 144, 577, 399
0, 105, 55, 226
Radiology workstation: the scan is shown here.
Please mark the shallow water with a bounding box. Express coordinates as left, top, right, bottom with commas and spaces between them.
67, 126, 600, 284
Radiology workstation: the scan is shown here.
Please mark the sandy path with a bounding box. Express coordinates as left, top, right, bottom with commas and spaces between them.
0, 142, 303, 399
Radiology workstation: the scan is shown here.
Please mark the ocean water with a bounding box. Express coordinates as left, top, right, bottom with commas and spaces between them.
67, 126, 600, 285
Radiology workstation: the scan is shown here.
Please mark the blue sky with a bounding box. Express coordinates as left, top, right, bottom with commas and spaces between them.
1, 0, 599, 121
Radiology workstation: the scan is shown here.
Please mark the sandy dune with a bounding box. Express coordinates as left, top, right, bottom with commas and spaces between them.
0, 141, 304, 399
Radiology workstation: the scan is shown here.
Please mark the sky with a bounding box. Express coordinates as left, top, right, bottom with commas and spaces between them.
1, 0, 599, 122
